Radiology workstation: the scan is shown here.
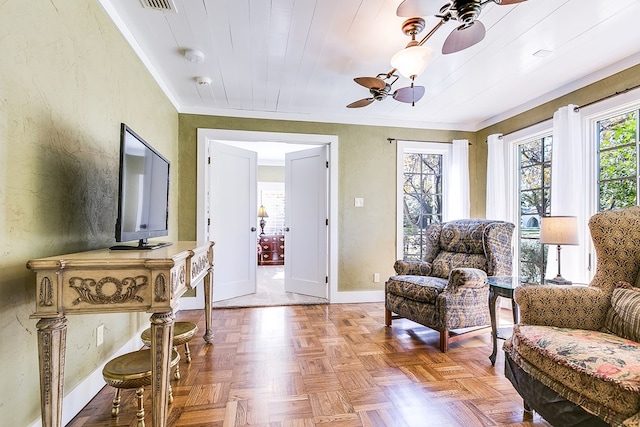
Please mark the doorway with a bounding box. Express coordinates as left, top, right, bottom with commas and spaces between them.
196, 129, 338, 306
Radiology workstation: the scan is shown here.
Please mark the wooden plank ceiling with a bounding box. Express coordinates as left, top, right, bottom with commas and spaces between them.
102, 0, 640, 130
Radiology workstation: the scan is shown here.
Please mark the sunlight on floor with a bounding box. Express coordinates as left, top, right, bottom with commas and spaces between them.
212, 265, 328, 308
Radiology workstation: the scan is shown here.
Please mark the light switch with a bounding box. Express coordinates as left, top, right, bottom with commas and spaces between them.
355, 197, 364, 208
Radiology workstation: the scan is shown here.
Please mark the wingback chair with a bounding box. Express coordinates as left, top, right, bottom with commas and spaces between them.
504, 206, 640, 426
385, 219, 515, 352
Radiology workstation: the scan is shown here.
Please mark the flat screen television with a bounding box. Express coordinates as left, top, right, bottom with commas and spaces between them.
110, 123, 171, 250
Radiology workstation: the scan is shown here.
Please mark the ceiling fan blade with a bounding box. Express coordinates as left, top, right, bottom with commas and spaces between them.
347, 98, 375, 108
393, 86, 426, 104
354, 77, 386, 90
495, 0, 527, 4
396, 0, 441, 17
442, 21, 486, 54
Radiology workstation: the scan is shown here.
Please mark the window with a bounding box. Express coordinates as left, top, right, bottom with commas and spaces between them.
517, 135, 552, 282
596, 110, 639, 211
397, 142, 448, 261
402, 153, 443, 260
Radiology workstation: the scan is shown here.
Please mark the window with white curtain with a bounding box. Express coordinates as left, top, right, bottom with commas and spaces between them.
396, 141, 450, 260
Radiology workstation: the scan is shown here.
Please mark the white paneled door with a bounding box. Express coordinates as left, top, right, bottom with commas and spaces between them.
284, 146, 328, 298
209, 142, 257, 301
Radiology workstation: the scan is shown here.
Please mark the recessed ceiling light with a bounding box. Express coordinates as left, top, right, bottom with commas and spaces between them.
184, 49, 205, 63
195, 76, 211, 86
533, 49, 553, 58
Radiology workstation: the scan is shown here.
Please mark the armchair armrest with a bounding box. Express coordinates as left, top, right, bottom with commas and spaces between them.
437, 268, 489, 330
393, 260, 432, 276
445, 268, 488, 293
515, 285, 610, 330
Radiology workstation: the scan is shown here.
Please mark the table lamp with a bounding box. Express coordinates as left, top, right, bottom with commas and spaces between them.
540, 216, 579, 285
258, 205, 269, 236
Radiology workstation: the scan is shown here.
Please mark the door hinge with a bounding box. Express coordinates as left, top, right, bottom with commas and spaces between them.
208, 156, 211, 164
326, 218, 329, 226
326, 161, 329, 168
325, 276, 328, 284
207, 218, 210, 226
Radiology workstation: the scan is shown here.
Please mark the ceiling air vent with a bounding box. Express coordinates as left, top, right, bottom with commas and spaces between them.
139, 0, 178, 13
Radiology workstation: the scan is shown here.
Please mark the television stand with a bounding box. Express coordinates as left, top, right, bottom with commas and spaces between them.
110, 239, 173, 250
28, 241, 214, 427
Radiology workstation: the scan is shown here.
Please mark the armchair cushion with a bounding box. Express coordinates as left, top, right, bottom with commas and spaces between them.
605, 286, 640, 343
431, 251, 487, 279
505, 325, 640, 424
386, 275, 447, 305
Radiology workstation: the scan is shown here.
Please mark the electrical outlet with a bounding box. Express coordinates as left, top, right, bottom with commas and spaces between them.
96, 324, 104, 347
373, 273, 380, 283
355, 197, 364, 208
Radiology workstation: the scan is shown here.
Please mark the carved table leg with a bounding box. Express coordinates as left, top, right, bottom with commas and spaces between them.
36, 316, 67, 427
150, 311, 174, 427
203, 267, 214, 343
489, 287, 498, 366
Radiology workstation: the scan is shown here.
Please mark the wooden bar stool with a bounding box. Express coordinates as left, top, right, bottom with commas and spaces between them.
102, 349, 180, 427
140, 321, 197, 380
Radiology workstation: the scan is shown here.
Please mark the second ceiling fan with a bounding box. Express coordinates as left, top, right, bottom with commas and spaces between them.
346, 75, 425, 108
397, 0, 527, 54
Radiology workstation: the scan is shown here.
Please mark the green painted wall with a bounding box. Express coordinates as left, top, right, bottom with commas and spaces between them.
177, 115, 476, 292
258, 165, 285, 182
0, 1, 178, 425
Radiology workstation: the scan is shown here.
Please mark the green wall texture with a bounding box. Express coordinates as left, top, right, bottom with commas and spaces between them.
0, 1, 178, 425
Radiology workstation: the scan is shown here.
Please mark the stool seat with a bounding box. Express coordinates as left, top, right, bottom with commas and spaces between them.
140, 321, 198, 380
103, 348, 180, 388
102, 349, 180, 427
140, 321, 198, 348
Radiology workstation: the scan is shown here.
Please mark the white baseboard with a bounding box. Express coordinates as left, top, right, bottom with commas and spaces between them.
28, 324, 150, 427
330, 290, 384, 303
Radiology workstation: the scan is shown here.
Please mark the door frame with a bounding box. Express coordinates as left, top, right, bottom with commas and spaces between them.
195, 128, 338, 304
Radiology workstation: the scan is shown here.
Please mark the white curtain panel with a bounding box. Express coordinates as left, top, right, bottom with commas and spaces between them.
486, 133, 510, 221
547, 104, 588, 283
445, 139, 470, 221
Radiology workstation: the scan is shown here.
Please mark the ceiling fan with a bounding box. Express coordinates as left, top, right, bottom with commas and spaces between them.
396, 0, 527, 54
346, 74, 425, 108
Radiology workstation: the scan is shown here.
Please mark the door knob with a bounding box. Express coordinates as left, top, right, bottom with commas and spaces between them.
284, 227, 290, 232
251, 227, 256, 232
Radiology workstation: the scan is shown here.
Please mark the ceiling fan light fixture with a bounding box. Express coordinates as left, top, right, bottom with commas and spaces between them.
390, 45, 434, 79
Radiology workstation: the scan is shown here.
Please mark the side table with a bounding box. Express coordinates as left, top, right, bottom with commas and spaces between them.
487, 276, 526, 366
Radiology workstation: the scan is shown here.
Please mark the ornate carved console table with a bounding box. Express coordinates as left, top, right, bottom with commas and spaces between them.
27, 241, 214, 427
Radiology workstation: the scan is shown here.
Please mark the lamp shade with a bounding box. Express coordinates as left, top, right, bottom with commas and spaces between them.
257, 205, 269, 218
540, 216, 579, 245
390, 45, 434, 79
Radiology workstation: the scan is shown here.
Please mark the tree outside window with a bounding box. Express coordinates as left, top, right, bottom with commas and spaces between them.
518, 136, 552, 283
402, 153, 443, 260
597, 111, 639, 211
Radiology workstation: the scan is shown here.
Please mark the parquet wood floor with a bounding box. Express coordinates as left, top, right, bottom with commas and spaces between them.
67, 303, 551, 427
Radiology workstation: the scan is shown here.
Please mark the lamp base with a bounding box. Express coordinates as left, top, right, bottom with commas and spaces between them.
546, 276, 572, 285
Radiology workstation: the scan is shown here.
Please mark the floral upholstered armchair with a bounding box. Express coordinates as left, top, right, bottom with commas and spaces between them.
385, 219, 515, 352
505, 206, 640, 426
